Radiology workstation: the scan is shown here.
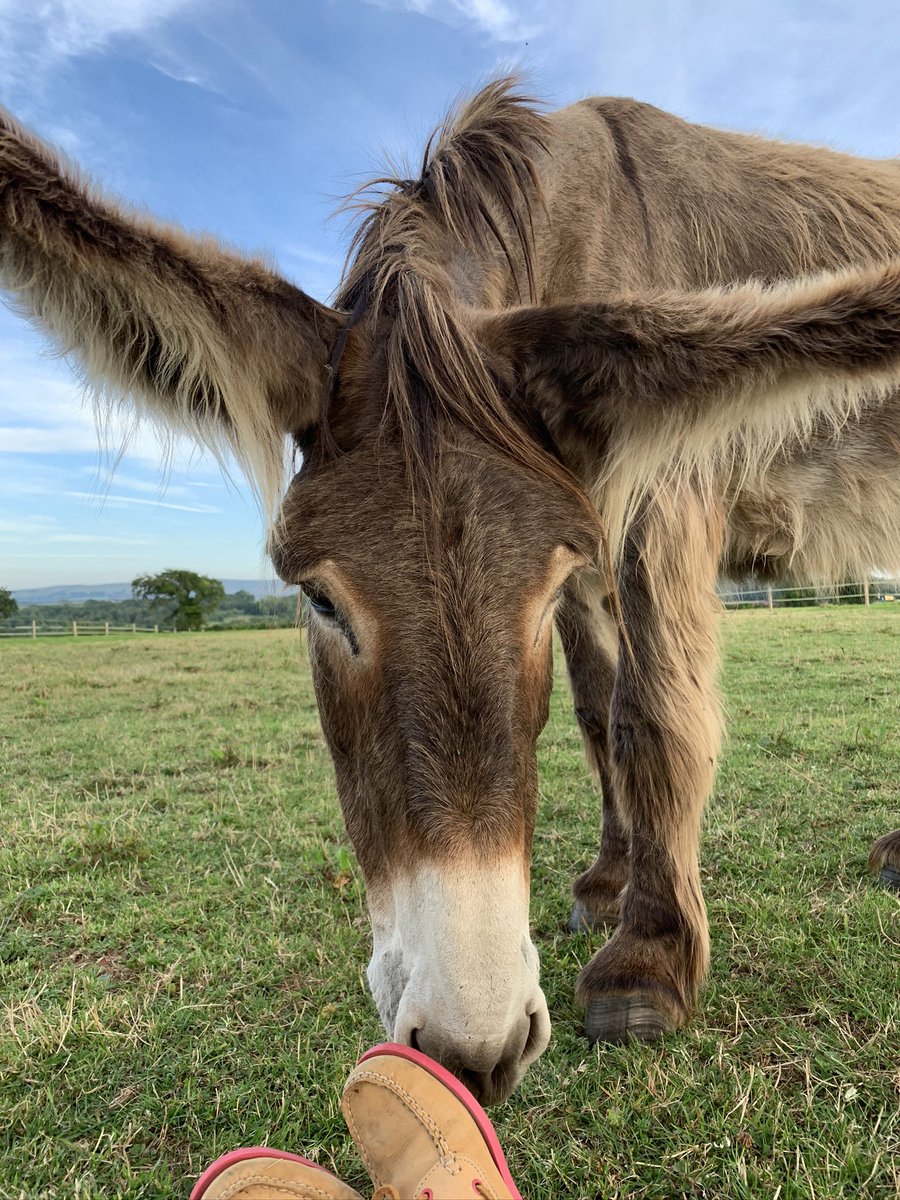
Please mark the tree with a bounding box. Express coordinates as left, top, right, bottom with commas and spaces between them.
0, 588, 17, 619
132, 570, 225, 631
217, 589, 259, 614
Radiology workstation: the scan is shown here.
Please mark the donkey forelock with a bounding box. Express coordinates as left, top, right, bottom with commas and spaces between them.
324, 79, 565, 506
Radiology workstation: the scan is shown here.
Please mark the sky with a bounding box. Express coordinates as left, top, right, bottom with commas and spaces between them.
1, 0, 899, 589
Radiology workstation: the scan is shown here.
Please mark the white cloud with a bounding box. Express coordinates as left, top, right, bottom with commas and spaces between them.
0, 0, 199, 62
279, 242, 343, 269
78, 468, 221, 501
358, 0, 541, 43
0, 0, 205, 102
0, 515, 56, 535
0, 512, 153, 545
0, 348, 233, 479
66, 491, 222, 515
449, 0, 536, 42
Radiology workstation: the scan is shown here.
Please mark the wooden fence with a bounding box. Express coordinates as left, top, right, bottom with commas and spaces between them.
3, 579, 898, 637
720, 579, 900, 609
0, 621, 162, 639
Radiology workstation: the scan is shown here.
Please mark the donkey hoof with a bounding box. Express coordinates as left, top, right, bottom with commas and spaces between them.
569, 900, 619, 932
868, 830, 900, 889
584, 995, 679, 1045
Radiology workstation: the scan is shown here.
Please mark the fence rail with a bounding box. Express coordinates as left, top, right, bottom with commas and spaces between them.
3, 580, 899, 637
720, 579, 900, 609
0, 621, 162, 639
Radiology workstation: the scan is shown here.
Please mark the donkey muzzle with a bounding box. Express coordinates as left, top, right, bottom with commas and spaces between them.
366, 858, 551, 1104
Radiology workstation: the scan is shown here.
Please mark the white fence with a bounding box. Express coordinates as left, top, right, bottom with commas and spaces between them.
720, 579, 900, 609
0, 621, 162, 639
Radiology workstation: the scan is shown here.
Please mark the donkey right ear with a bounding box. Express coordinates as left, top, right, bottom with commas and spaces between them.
479, 260, 900, 507
0, 109, 345, 512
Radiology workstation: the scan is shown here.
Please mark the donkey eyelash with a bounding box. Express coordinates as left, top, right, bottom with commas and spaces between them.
301, 584, 360, 655
303, 584, 337, 619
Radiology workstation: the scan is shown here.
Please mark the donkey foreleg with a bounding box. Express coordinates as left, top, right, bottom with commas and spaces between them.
578, 495, 724, 1045
557, 571, 629, 929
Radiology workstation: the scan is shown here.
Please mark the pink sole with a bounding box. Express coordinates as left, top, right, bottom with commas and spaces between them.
357, 1043, 523, 1200
190, 1147, 334, 1200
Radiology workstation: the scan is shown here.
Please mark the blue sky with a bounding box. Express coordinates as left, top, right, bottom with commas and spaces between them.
1, 0, 899, 589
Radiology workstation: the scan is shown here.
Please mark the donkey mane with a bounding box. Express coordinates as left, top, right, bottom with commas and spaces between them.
329, 78, 588, 518
338, 76, 548, 312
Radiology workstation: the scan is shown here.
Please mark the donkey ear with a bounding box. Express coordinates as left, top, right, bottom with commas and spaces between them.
0, 109, 344, 512
480, 260, 900, 514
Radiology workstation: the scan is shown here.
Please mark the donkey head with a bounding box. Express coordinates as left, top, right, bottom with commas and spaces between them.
262, 301, 607, 1099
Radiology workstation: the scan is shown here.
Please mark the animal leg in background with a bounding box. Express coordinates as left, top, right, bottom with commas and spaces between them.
578, 491, 724, 1044
869, 829, 900, 890
557, 570, 629, 929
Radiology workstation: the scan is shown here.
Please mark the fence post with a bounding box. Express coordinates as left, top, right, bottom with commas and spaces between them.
154, 624, 159, 634
132, 621, 136, 634
104, 621, 109, 636
766, 584, 773, 610
72, 620, 77, 637
864, 578, 870, 607
31, 620, 36, 639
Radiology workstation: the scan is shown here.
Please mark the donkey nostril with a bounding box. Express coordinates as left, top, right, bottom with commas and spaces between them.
458, 1068, 488, 1104
408, 1028, 422, 1051
524, 1008, 542, 1058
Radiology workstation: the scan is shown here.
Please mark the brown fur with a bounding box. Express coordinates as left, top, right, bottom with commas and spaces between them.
2, 78, 898, 1086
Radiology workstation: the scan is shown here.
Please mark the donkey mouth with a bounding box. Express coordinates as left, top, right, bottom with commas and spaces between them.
397, 991, 552, 1106
424, 1003, 551, 1105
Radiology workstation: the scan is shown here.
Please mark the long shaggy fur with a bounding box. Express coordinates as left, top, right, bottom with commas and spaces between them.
484, 260, 900, 555
0, 106, 341, 516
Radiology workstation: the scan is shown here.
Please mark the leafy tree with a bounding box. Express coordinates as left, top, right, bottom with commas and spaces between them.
217, 589, 259, 615
132, 570, 225, 631
0, 588, 17, 619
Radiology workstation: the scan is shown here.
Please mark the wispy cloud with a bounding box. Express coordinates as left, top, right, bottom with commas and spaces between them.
279, 242, 342, 268
66, 491, 222, 515
0, 0, 201, 66
359, 0, 541, 42
0, 354, 229, 477
147, 56, 223, 95
0, 513, 153, 545
78, 468, 221, 501
0, 0, 212, 119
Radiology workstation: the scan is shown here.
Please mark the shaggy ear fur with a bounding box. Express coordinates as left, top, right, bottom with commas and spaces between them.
480, 260, 900, 538
0, 109, 344, 513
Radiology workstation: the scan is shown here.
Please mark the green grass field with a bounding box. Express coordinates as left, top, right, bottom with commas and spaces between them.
1, 608, 898, 1199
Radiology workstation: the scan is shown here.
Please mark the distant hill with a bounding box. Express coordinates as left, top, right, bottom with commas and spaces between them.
12, 579, 297, 605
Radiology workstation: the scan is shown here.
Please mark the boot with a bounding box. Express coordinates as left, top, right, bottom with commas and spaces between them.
342, 1044, 523, 1200
191, 1147, 365, 1200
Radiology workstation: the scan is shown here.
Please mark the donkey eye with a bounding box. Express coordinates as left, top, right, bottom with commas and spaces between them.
304, 586, 336, 619
300, 582, 359, 655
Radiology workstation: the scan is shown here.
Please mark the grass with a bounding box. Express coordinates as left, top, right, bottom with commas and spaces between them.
1, 608, 898, 1199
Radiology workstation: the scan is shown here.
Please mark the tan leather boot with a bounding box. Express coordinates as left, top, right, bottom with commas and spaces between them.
341, 1044, 523, 1200
191, 1147, 365, 1200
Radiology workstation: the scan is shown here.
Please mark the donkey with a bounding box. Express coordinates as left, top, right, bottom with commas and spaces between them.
2, 79, 899, 1103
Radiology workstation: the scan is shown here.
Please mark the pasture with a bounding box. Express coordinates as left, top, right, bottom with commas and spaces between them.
1, 608, 898, 1199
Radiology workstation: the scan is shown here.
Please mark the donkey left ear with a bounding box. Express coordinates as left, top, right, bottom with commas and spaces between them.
479, 260, 900, 483
0, 108, 345, 514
